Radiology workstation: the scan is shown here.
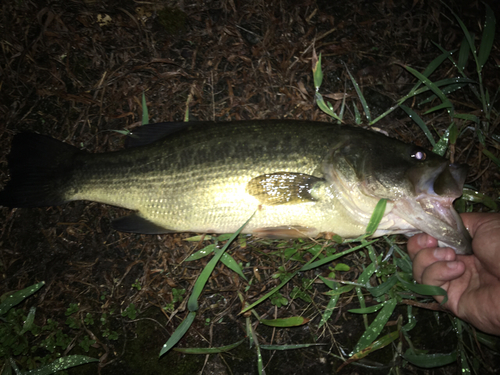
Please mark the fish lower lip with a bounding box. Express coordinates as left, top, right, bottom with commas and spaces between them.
393, 196, 472, 254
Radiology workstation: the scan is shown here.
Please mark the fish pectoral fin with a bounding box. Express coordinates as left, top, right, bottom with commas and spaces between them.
253, 226, 318, 239
246, 172, 324, 205
112, 214, 175, 234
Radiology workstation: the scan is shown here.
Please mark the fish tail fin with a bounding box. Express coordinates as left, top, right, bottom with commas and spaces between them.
0, 133, 83, 207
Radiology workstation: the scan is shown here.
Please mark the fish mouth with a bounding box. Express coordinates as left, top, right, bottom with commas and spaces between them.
398, 162, 472, 254
411, 161, 467, 199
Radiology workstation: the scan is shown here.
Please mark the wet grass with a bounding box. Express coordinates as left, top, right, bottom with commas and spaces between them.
0, 1, 499, 374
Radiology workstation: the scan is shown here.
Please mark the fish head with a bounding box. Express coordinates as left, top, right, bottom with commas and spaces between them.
327, 134, 472, 254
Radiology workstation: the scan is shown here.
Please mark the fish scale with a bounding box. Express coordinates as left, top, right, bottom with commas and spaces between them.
0, 120, 472, 254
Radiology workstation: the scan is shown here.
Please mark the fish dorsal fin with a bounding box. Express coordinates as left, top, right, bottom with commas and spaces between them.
112, 214, 175, 234
246, 172, 323, 205
125, 122, 192, 148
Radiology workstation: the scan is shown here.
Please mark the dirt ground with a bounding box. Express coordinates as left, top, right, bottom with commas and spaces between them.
1, 0, 499, 374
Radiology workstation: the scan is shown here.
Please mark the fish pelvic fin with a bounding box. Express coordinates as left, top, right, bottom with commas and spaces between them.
0, 133, 84, 207
252, 225, 319, 239
112, 214, 175, 234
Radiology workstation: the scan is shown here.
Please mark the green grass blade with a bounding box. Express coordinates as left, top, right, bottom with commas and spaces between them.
353, 101, 362, 125
299, 240, 377, 271
420, 50, 452, 79
256, 341, 264, 375
478, 3, 496, 69
418, 80, 474, 105
432, 42, 467, 76
366, 274, 398, 298
159, 311, 196, 357
432, 123, 453, 156
483, 149, 500, 169
405, 66, 454, 115
242, 238, 331, 314
315, 92, 343, 122
245, 315, 254, 348
396, 273, 448, 303
261, 343, 327, 350
26, 355, 98, 375
184, 244, 216, 261
184, 96, 190, 122
141, 92, 149, 125
424, 102, 455, 115
355, 258, 380, 328
324, 285, 355, 296
403, 349, 457, 368
474, 331, 500, 351
260, 316, 309, 327
109, 129, 132, 136
245, 315, 264, 374
240, 272, 296, 314
462, 187, 498, 210
448, 6, 477, 57
19, 306, 36, 335
221, 253, 248, 281
348, 304, 384, 314
431, 77, 475, 88
173, 338, 246, 354
345, 65, 371, 122
459, 349, 471, 373
369, 104, 399, 125
365, 199, 386, 236
402, 305, 417, 332
313, 52, 323, 90
319, 275, 337, 290
454, 113, 480, 124
350, 298, 397, 355
457, 36, 470, 72
360, 265, 382, 291
385, 50, 452, 124
0, 282, 45, 315
448, 122, 458, 144
406, 49, 452, 98
318, 291, 339, 328
339, 90, 347, 123
400, 105, 436, 146
485, 88, 491, 119
340, 330, 399, 370
187, 213, 255, 312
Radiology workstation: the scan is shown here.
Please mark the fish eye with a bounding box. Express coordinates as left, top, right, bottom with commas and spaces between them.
411, 149, 426, 161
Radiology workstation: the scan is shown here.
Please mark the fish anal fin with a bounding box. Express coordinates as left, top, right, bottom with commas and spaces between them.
112, 214, 175, 234
246, 172, 323, 205
252, 226, 318, 239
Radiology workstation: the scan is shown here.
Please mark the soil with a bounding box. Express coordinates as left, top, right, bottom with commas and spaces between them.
1, 1, 499, 374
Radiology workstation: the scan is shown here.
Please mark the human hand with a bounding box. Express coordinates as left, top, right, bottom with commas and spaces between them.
407, 212, 500, 336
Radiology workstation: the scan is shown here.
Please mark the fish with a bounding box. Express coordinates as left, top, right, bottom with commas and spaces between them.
0, 120, 472, 254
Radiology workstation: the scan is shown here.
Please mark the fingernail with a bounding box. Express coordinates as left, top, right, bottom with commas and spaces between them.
446, 261, 459, 269
433, 248, 451, 260
417, 234, 428, 247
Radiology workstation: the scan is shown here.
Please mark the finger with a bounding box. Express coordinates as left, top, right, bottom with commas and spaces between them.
412, 247, 457, 283
407, 233, 438, 260
460, 212, 500, 238
420, 260, 466, 300
460, 213, 500, 276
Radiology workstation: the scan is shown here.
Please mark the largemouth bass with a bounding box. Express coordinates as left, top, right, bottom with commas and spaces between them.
0, 120, 472, 254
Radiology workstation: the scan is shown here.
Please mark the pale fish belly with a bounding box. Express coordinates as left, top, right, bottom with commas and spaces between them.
131, 176, 380, 238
